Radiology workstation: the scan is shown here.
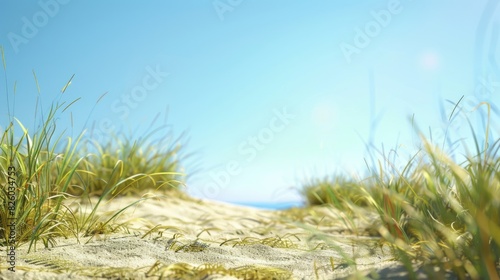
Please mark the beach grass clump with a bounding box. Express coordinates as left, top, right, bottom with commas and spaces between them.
0, 48, 185, 250
73, 127, 185, 197
0, 97, 89, 249
303, 102, 500, 279
365, 104, 500, 279
302, 175, 369, 210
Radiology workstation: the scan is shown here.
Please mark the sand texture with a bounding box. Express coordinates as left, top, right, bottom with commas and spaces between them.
0, 193, 441, 279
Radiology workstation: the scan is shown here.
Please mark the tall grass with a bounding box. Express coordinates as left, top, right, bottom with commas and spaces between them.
0, 48, 185, 251
303, 101, 500, 279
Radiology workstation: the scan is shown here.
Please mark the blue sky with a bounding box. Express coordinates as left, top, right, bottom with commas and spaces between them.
1, 1, 499, 204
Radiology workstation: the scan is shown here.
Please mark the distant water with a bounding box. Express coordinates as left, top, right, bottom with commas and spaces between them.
229, 201, 304, 210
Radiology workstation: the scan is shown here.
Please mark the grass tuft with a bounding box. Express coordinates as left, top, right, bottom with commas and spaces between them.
0, 51, 186, 251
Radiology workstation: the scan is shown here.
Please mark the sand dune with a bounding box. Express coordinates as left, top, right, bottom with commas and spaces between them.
0, 192, 421, 279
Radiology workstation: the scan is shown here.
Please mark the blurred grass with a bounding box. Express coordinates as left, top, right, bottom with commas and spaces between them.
301, 175, 369, 210
302, 101, 500, 279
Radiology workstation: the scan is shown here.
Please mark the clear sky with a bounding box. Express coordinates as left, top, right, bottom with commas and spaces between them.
1, 1, 499, 205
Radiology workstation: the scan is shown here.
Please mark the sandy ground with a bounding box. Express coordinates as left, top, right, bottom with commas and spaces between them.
0, 192, 440, 279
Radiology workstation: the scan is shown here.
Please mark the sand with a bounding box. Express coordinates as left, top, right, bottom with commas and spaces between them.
0, 192, 430, 279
